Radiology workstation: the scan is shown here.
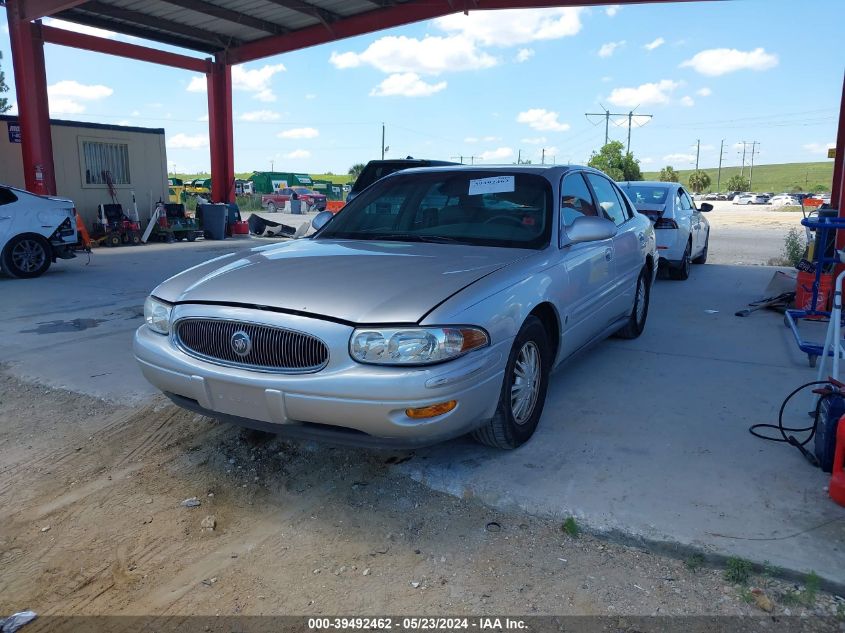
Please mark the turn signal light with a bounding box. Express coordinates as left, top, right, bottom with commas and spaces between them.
405, 400, 457, 419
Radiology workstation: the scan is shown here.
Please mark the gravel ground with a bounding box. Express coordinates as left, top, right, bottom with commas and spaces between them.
1, 375, 842, 619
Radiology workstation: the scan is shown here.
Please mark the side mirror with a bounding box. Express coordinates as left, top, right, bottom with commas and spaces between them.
563, 215, 617, 245
311, 210, 333, 231
699, 203, 713, 212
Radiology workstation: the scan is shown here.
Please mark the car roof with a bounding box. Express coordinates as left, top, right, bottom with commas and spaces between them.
390, 164, 601, 179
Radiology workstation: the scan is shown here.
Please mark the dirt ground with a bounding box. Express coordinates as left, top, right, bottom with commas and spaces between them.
1, 374, 841, 619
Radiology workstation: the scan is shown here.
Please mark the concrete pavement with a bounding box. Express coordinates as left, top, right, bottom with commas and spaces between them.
1, 237, 843, 589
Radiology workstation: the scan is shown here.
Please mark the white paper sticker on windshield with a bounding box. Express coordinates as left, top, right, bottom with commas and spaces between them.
468, 176, 515, 196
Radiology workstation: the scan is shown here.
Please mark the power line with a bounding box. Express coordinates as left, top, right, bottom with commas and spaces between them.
585, 106, 652, 152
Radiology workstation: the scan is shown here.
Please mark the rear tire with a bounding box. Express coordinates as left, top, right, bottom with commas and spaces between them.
692, 231, 709, 264
472, 316, 551, 449
669, 241, 691, 280
2, 234, 52, 279
616, 266, 651, 339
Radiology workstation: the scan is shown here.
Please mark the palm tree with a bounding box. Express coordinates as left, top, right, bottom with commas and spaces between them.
688, 170, 711, 193
348, 163, 366, 180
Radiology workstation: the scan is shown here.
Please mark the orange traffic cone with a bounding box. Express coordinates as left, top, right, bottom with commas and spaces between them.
830, 416, 845, 507
75, 213, 92, 250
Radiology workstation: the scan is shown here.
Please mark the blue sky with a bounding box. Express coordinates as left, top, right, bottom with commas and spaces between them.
1, 0, 843, 175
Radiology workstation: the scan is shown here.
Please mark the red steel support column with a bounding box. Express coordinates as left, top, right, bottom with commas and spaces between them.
833, 70, 845, 214
207, 56, 234, 204
6, 3, 56, 195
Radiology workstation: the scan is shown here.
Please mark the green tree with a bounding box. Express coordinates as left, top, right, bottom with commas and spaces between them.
587, 141, 642, 181
688, 170, 711, 193
658, 166, 679, 182
0, 52, 12, 114
348, 163, 366, 180
726, 175, 750, 191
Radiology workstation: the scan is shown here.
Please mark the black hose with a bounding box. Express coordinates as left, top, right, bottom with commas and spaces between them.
748, 380, 829, 451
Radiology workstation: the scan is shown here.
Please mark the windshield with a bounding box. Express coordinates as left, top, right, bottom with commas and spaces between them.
294, 187, 313, 195
622, 185, 670, 206
318, 171, 552, 249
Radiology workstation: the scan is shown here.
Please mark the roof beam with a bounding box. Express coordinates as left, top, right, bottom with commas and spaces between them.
260, 0, 342, 24
159, 0, 289, 35
77, 1, 242, 49
55, 10, 223, 52
20, 0, 88, 20
40, 23, 211, 72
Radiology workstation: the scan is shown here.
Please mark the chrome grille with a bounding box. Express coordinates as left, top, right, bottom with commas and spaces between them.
175, 319, 329, 373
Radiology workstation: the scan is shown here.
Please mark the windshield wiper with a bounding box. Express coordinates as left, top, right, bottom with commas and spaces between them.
365, 233, 461, 244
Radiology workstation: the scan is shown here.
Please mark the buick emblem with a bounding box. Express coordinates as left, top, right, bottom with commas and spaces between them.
230, 331, 252, 357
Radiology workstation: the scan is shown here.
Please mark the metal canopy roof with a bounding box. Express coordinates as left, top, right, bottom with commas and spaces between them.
51, 0, 414, 55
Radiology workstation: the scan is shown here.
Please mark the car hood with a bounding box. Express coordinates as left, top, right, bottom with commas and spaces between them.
153, 239, 534, 323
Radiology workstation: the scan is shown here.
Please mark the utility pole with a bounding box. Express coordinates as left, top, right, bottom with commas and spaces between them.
381, 123, 385, 160
270, 159, 274, 172
627, 111, 652, 153
716, 139, 725, 192
517, 149, 522, 164
749, 141, 760, 190
694, 139, 700, 171
739, 141, 748, 178
541, 148, 546, 165
586, 107, 652, 152
451, 155, 478, 165
451, 155, 464, 164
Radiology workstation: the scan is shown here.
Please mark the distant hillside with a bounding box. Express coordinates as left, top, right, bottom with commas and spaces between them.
642, 161, 834, 193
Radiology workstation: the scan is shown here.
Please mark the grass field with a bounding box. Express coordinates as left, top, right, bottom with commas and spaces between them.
642, 161, 834, 193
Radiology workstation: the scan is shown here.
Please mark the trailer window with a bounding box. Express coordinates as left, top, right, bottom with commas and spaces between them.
82, 141, 131, 185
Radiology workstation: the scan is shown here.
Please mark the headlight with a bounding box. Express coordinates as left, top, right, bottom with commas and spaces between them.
144, 296, 172, 335
350, 327, 489, 365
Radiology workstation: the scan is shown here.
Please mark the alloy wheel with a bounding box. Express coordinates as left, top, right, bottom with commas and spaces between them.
510, 341, 541, 425
11, 239, 47, 274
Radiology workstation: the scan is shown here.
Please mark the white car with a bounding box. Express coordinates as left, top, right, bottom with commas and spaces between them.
733, 193, 767, 205
619, 181, 710, 281
0, 185, 78, 279
770, 194, 801, 206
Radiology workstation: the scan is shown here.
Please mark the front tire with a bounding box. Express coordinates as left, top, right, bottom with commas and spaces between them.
616, 266, 651, 339
472, 316, 551, 449
2, 234, 52, 279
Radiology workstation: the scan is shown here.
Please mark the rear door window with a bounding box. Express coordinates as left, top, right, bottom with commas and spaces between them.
0, 188, 18, 206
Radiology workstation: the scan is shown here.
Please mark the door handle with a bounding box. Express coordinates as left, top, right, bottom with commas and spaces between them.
604, 248, 613, 261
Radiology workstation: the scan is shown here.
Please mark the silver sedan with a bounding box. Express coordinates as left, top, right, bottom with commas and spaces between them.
134, 165, 657, 449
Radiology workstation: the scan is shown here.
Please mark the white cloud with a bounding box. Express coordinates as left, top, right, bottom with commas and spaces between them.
607, 79, 680, 107
49, 99, 85, 115
305, 94, 317, 100
700, 144, 715, 151
49, 80, 113, 100
601, 76, 613, 83
644, 37, 665, 51
131, 110, 141, 117
640, 157, 655, 165
605, 5, 621, 17
803, 142, 835, 155
515, 48, 535, 63
663, 153, 696, 164
186, 63, 286, 100
521, 136, 547, 144
278, 127, 319, 139
517, 109, 570, 132
168, 133, 209, 150
479, 147, 514, 161
285, 149, 311, 159
240, 110, 281, 122
370, 73, 447, 97
434, 8, 583, 47
232, 63, 286, 100
696, 87, 712, 97
680, 95, 695, 107
187, 76, 206, 92
116, 120, 130, 126
330, 36, 496, 76
598, 40, 625, 58
43, 17, 117, 39
680, 47, 778, 76
47, 80, 113, 115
